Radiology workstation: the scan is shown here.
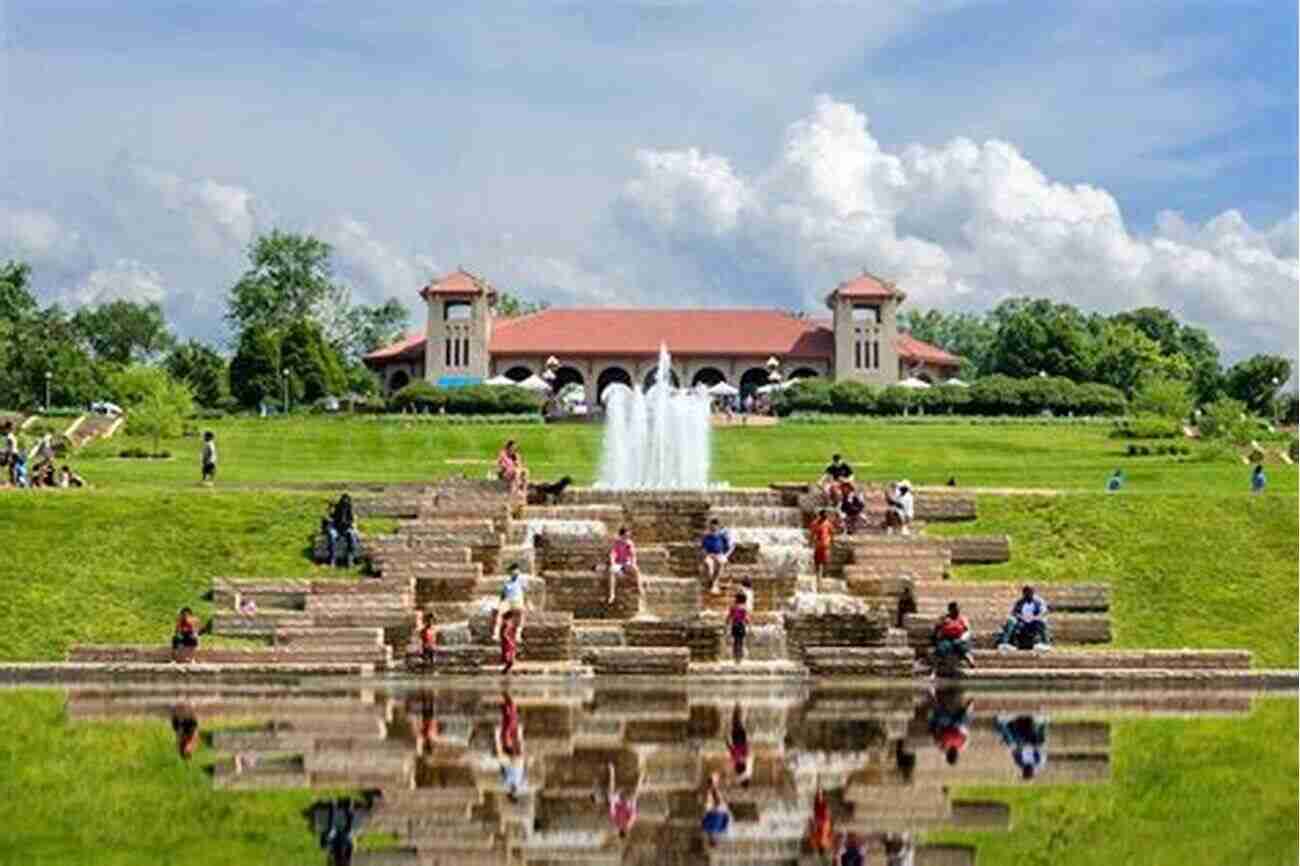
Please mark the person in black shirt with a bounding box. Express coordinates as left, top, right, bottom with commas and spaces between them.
325, 494, 359, 567
819, 454, 854, 504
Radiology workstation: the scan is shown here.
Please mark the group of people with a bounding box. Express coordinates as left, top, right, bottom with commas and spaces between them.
928, 585, 1052, 674
1, 425, 85, 489
817, 454, 915, 536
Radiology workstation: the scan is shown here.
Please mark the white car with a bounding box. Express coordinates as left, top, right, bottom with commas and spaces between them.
90, 401, 123, 417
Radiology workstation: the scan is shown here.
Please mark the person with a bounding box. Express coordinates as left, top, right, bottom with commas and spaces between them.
927, 688, 975, 766
492, 563, 528, 643
807, 779, 834, 859
496, 439, 529, 496
725, 703, 754, 785
407, 692, 439, 755
237, 597, 258, 617
607, 526, 642, 604
201, 431, 217, 484
946, 477, 957, 487
737, 575, 755, 613
500, 610, 520, 675
896, 584, 918, 629
700, 771, 731, 847
995, 713, 1049, 781
36, 433, 55, 465
931, 602, 975, 671
884, 480, 914, 535
882, 831, 915, 866
809, 509, 835, 580
1251, 463, 1266, 494
840, 485, 866, 534
819, 454, 854, 504
0, 422, 15, 470
997, 585, 1051, 651
10, 452, 27, 488
171, 606, 200, 661
495, 692, 526, 801
317, 797, 362, 866
727, 593, 749, 663
31, 459, 55, 488
700, 518, 735, 594
596, 760, 642, 839
417, 616, 437, 666
1105, 468, 1124, 492
325, 493, 360, 567
170, 704, 199, 762
833, 832, 866, 866
58, 465, 85, 488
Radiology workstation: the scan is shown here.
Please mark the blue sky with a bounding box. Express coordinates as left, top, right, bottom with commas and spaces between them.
1, 0, 1295, 359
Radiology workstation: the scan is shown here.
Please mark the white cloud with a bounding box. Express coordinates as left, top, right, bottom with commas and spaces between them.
616, 95, 1299, 358
70, 258, 166, 307
131, 165, 262, 255
318, 216, 437, 305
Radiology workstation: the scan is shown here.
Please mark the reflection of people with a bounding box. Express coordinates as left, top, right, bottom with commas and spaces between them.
170, 705, 199, 761
927, 688, 974, 766
995, 714, 1049, 780
833, 832, 866, 866
807, 779, 834, 857
495, 692, 526, 801
700, 772, 731, 847
310, 796, 375, 866
596, 761, 642, 839
407, 692, 438, 755
725, 703, 753, 786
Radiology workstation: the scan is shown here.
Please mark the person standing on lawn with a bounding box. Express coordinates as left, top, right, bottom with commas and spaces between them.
701, 518, 735, 595
1251, 463, 1266, 494
201, 431, 217, 484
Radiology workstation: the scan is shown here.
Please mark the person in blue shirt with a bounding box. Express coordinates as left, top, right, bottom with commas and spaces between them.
997, 585, 1051, 651
701, 518, 735, 594
1251, 464, 1266, 494
995, 714, 1049, 781
1105, 469, 1124, 492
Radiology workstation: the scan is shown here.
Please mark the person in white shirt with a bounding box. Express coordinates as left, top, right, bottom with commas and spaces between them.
491, 563, 528, 642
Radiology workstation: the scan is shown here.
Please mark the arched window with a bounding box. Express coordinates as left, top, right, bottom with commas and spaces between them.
738, 367, 771, 398
596, 367, 632, 403
552, 366, 586, 395
388, 370, 411, 393
643, 367, 681, 390
503, 366, 533, 383
690, 367, 727, 388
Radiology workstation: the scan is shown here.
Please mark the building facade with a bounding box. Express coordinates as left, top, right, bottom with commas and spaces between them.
364, 269, 960, 397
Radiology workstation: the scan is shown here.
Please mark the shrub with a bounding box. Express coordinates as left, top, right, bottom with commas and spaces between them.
1133, 375, 1194, 420
390, 381, 446, 413
1073, 383, 1128, 416
119, 447, 172, 459
774, 379, 835, 415
1198, 398, 1253, 442
389, 383, 543, 416
1110, 414, 1183, 440
42, 406, 85, 418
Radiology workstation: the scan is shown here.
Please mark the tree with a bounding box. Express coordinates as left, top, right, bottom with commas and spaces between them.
71, 300, 176, 364
0, 260, 38, 323
225, 231, 347, 338
110, 365, 194, 456
1198, 397, 1252, 441
1111, 307, 1221, 402
495, 292, 548, 319
1223, 354, 1293, 415
898, 309, 996, 377
1092, 322, 1189, 396
1132, 375, 1194, 420
987, 299, 1097, 381
341, 298, 409, 361
281, 319, 346, 403
228, 325, 283, 409
165, 340, 228, 408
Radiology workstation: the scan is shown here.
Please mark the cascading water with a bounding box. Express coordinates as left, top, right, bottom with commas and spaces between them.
598, 344, 713, 489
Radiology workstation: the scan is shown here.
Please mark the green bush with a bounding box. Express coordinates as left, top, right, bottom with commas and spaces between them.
1110, 414, 1183, 440
388, 383, 543, 416
1198, 398, 1253, 442
42, 407, 85, 418
118, 447, 172, 459
389, 381, 446, 413
778, 376, 1128, 418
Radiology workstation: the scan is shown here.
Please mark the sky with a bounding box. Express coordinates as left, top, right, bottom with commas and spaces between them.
1, 0, 1296, 361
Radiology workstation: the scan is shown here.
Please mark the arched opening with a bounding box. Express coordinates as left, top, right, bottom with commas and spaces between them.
738, 367, 771, 398
502, 365, 533, 383
916, 371, 934, 384
789, 367, 820, 381
552, 366, 586, 396
388, 370, 411, 393
691, 367, 727, 388
643, 367, 681, 390
596, 367, 632, 404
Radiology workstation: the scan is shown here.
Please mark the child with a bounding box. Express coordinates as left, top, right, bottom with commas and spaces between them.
492, 563, 528, 643
171, 606, 200, 662
418, 617, 437, 666
201, 431, 217, 484
810, 509, 835, 580
607, 526, 642, 604
58, 465, 85, 488
500, 611, 519, 675
808, 780, 834, 859
737, 575, 754, 613
727, 592, 749, 663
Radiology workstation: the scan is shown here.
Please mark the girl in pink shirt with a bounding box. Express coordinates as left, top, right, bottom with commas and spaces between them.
607, 526, 642, 604
599, 761, 642, 839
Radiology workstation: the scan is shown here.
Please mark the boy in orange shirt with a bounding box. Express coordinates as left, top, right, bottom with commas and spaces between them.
809, 509, 835, 580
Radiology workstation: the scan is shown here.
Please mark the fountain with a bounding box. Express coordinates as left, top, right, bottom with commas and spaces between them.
597, 344, 713, 489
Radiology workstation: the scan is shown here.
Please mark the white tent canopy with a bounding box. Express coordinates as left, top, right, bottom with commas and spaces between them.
898, 377, 932, 389
756, 380, 794, 395
944, 378, 970, 388
485, 374, 518, 386
517, 375, 552, 392
707, 381, 739, 397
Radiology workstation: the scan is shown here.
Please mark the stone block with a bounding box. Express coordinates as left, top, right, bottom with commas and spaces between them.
541, 572, 641, 620
785, 612, 893, 658
589, 647, 689, 676
804, 647, 914, 677
945, 534, 1012, 564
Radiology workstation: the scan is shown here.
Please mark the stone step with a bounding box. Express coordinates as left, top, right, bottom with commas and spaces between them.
67, 645, 391, 666
640, 577, 702, 619
944, 534, 1012, 564
589, 647, 690, 676
214, 578, 414, 608
304, 594, 413, 613
906, 581, 1110, 611
904, 613, 1112, 646
539, 571, 642, 620
804, 647, 914, 677
15, 662, 376, 682
271, 627, 387, 647
966, 648, 1250, 670
688, 660, 808, 678
910, 750, 1111, 783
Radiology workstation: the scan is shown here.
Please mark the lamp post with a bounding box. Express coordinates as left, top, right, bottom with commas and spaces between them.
1271, 376, 1281, 426
281, 368, 289, 415
44, 371, 51, 413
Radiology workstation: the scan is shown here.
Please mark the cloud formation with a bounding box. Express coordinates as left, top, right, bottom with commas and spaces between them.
616, 96, 1299, 358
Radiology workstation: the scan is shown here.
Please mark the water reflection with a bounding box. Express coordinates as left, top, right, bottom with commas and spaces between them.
62, 682, 1274, 865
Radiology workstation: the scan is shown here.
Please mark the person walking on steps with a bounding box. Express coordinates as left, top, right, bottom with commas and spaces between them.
727, 593, 749, 664
810, 509, 835, 580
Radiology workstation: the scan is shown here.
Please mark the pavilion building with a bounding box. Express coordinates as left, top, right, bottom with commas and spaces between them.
363, 269, 960, 398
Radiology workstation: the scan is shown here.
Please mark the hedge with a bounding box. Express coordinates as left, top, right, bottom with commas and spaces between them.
773, 375, 1127, 417
389, 382, 545, 416
1108, 415, 1183, 440
365, 413, 545, 425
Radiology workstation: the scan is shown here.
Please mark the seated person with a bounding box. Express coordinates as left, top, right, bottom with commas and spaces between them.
496, 439, 529, 495
607, 526, 642, 604
171, 606, 200, 661
997, 585, 1051, 651
324, 494, 360, 567
700, 771, 732, 847
839, 485, 867, 534
819, 454, 854, 504
883, 480, 914, 534
58, 465, 85, 488
700, 518, 735, 594
931, 602, 975, 670
995, 713, 1049, 781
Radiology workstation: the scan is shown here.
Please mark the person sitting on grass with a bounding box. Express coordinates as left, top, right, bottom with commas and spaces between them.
201, 431, 217, 484
0, 422, 15, 470
883, 480, 914, 535
607, 526, 642, 604
700, 771, 732, 847
701, 517, 735, 594
809, 509, 836, 580
500, 610, 520, 675
931, 602, 975, 671
30, 459, 55, 488
595, 760, 643, 840
325, 493, 360, 567
491, 563, 528, 643
495, 691, 526, 800
839, 485, 866, 534
1105, 468, 1124, 492
496, 439, 529, 496
171, 606, 200, 662
995, 713, 1049, 781
997, 585, 1051, 651
727, 593, 750, 664
58, 465, 85, 488
1251, 463, 1266, 494
726, 703, 754, 786
819, 454, 854, 504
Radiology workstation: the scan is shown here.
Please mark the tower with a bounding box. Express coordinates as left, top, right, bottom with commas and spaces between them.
422, 268, 496, 385
827, 272, 904, 384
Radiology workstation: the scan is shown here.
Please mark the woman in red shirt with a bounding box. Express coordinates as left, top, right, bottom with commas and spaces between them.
809, 510, 835, 579
171, 607, 199, 662
500, 611, 520, 674
931, 602, 976, 672
807, 780, 834, 857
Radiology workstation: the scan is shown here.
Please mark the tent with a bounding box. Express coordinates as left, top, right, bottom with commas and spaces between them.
517, 374, 552, 392
898, 377, 932, 389
707, 381, 739, 397
557, 382, 586, 403
756, 380, 794, 395
944, 378, 970, 388
485, 374, 519, 386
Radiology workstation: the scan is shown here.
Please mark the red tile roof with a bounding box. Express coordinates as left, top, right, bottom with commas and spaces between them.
419, 269, 493, 300
825, 272, 904, 304
898, 332, 961, 367
363, 332, 424, 365
489, 309, 833, 358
